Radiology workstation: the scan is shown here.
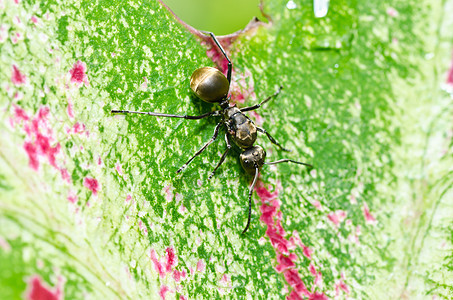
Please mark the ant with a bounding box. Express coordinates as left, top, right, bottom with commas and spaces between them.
112, 33, 312, 234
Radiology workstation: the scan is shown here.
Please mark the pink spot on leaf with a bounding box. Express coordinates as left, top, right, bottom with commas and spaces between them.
173, 270, 183, 282
69, 60, 89, 87
0, 237, 11, 252
14, 91, 24, 100
178, 203, 187, 214
24, 142, 39, 170
26, 275, 63, 300
0, 24, 7, 43
309, 263, 323, 287
349, 193, 357, 204
71, 122, 85, 134
150, 247, 182, 281
287, 290, 303, 300
67, 191, 77, 204
141, 77, 148, 90
150, 249, 166, 278
165, 247, 177, 273
83, 177, 99, 196
115, 162, 123, 176
276, 252, 297, 272
175, 193, 182, 202
13, 16, 21, 25
60, 168, 71, 183
447, 50, 453, 86
14, 106, 67, 179
284, 269, 311, 297
138, 220, 148, 235
310, 292, 329, 300
363, 202, 377, 225
327, 210, 347, 226
11, 64, 26, 86
256, 182, 323, 298
163, 184, 174, 201
335, 274, 350, 295
311, 200, 323, 210
220, 274, 230, 285
197, 259, 205, 273
66, 97, 74, 119
386, 7, 399, 17
302, 245, 313, 260
159, 285, 171, 300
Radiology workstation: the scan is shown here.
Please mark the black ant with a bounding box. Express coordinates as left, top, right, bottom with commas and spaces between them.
112, 33, 312, 234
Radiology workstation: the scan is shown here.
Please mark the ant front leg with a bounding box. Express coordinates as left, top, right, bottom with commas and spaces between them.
208, 134, 231, 180
256, 127, 291, 152
207, 32, 232, 84
177, 122, 222, 174
242, 166, 259, 235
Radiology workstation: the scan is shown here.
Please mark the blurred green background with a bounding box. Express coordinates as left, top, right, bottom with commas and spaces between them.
161, 0, 262, 35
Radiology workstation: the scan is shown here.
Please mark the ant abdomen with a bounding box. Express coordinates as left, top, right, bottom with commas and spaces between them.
190, 67, 229, 103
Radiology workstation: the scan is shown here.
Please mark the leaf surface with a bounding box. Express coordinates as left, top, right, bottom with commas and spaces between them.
1, 0, 453, 299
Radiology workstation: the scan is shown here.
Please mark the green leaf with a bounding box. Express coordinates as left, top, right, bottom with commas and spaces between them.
1, 0, 453, 299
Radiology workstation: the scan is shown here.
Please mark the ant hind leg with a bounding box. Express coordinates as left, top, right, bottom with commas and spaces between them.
111, 109, 221, 120
265, 159, 312, 168
206, 32, 232, 84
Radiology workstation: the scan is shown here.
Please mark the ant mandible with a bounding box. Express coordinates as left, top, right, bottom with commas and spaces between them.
112, 33, 312, 234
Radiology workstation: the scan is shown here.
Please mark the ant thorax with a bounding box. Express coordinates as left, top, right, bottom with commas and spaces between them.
223, 107, 257, 149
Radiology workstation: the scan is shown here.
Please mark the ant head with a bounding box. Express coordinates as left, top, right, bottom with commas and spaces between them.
240, 145, 266, 175
190, 67, 230, 104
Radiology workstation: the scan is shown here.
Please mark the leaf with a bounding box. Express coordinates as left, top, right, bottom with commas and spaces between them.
1, 0, 453, 299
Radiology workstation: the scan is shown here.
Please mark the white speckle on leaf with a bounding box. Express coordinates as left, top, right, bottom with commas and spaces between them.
286, 0, 297, 10
314, 0, 330, 18
39, 33, 48, 43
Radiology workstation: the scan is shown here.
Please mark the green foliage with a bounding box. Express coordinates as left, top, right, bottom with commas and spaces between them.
0, 0, 452, 299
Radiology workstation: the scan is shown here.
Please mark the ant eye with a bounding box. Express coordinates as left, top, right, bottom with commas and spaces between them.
244, 159, 249, 164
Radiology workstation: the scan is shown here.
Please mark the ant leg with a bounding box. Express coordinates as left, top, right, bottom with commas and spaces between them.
208, 134, 231, 180
256, 127, 291, 152
177, 122, 222, 173
111, 109, 221, 120
242, 166, 259, 234
265, 159, 312, 168
240, 86, 283, 112
208, 32, 232, 84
